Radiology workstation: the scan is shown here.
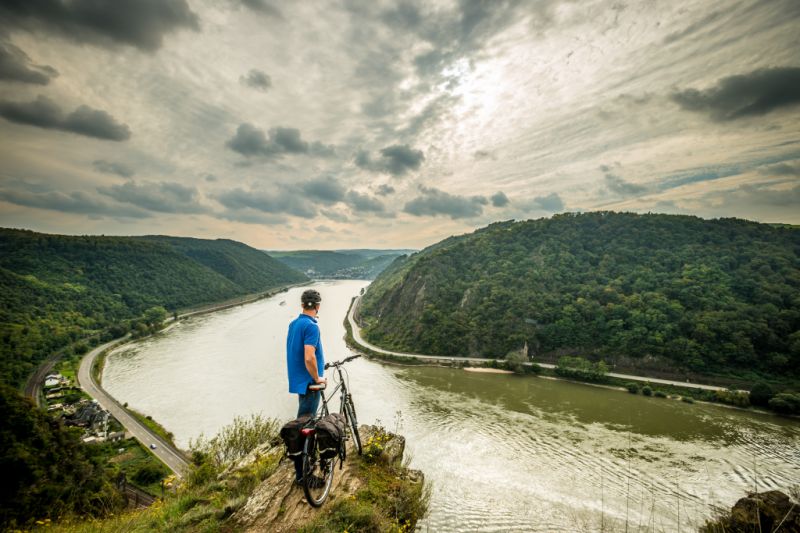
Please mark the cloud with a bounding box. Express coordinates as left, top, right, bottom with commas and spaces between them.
226, 123, 333, 159
758, 161, 800, 176
376, 184, 395, 196
0, 0, 199, 52
299, 178, 346, 204
240, 69, 272, 92
239, 0, 283, 18
98, 181, 208, 214
0, 186, 149, 218
205, 174, 218, 182
320, 208, 349, 223
92, 160, 134, 178
474, 150, 496, 161
604, 173, 647, 196
671, 67, 800, 121
515, 193, 565, 213
0, 96, 131, 141
403, 186, 487, 219
355, 144, 425, 176
0, 40, 58, 84
218, 209, 287, 225
346, 190, 385, 213
214, 187, 317, 218
315, 225, 334, 233
490, 191, 509, 207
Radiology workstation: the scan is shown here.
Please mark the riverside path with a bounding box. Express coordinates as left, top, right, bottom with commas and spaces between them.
347, 295, 733, 393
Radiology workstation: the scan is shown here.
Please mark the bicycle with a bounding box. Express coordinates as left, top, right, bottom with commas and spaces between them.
300, 354, 363, 507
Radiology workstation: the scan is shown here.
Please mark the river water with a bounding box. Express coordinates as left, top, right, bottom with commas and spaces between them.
103, 280, 800, 532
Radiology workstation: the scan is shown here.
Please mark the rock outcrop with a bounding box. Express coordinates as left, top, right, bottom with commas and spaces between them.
231, 425, 423, 532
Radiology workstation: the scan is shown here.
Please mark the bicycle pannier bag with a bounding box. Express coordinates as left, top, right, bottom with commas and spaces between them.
280, 414, 312, 457
315, 413, 346, 459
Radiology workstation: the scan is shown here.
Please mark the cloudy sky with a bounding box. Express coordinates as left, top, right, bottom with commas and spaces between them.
1, 0, 799, 250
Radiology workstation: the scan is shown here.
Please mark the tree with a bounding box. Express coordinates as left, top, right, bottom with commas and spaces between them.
143, 306, 168, 327
0, 384, 123, 527
749, 382, 775, 407
504, 351, 527, 375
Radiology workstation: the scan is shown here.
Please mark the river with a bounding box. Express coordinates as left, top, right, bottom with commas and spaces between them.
103, 280, 800, 532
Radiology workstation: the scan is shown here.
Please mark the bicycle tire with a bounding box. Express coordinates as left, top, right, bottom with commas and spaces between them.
345, 396, 362, 455
302, 434, 334, 507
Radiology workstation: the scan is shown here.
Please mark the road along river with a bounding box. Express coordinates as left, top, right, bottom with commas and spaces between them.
102, 280, 800, 532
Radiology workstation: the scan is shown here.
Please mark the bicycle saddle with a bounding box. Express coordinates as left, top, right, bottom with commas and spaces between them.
308, 382, 327, 391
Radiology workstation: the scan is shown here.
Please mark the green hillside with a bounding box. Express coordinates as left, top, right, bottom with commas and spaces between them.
359, 212, 800, 379
268, 249, 414, 279
0, 228, 307, 386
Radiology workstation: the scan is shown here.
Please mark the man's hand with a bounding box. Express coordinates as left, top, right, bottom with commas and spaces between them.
314, 376, 327, 384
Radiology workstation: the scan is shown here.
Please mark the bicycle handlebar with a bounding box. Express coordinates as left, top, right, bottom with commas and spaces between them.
324, 354, 361, 370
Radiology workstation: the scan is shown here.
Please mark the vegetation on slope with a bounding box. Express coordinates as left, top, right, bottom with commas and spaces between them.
0, 383, 123, 529
46, 416, 428, 533
360, 212, 800, 382
269, 249, 414, 279
0, 228, 307, 386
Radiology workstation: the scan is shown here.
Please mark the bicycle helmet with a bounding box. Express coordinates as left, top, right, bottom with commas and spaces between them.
301, 289, 322, 309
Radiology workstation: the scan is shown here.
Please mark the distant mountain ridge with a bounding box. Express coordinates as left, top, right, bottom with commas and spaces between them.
358, 212, 800, 380
267, 249, 415, 279
0, 228, 307, 386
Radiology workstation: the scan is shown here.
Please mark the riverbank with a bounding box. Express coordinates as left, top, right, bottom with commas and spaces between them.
344, 296, 795, 416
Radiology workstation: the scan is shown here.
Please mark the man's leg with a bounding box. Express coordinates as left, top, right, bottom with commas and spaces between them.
293, 389, 321, 481
297, 389, 320, 418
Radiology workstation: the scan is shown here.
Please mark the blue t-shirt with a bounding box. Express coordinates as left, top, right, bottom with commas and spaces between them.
286, 314, 325, 394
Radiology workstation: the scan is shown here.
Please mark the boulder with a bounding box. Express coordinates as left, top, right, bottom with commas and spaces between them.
725, 490, 799, 532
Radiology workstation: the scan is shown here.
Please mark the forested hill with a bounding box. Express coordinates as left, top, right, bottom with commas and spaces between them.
268, 249, 415, 279
0, 228, 307, 386
359, 212, 800, 378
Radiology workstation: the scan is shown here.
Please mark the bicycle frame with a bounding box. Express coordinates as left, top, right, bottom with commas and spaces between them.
316, 364, 352, 418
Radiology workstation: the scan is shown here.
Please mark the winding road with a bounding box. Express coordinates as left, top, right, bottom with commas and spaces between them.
78, 335, 190, 477
347, 295, 732, 393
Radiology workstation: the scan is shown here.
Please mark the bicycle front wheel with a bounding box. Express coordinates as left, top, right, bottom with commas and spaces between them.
302, 435, 334, 507
345, 396, 362, 455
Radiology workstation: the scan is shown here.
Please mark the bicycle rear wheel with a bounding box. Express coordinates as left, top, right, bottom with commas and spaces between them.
302, 434, 334, 507
345, 396, 362, 455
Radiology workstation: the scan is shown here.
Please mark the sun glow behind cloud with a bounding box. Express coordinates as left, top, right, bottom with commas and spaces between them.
0, 0, 798, 249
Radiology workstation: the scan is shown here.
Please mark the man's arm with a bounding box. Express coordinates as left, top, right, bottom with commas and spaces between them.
304, 345, 325, 384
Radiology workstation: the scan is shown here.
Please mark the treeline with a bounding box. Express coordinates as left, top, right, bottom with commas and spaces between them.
0, 228, 307, 386
269, 248, 413, 279
360, 212, 800, 383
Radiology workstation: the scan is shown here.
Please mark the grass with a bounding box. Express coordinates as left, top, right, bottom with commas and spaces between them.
46, 425, 284, 533
127, 407, 178, 448
45, 416, 430, 533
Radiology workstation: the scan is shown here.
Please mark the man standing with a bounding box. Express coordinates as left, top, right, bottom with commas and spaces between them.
286, 289, 326, 484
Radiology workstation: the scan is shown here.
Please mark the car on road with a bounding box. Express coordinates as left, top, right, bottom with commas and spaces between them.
150, 443, 157, 450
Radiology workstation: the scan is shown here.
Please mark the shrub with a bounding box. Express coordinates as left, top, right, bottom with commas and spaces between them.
133, 464, 165, 486
749, 382, 775, 407
556, 356, 609, 382
654, 390, 667, 398
713, 389, 750, 408
625, 382, 639, 394
189, 414, 279, 470
682, 396, 694, 404
504, 351, 527, 375
768, 393, 800, 415
641, 385, 653, 396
